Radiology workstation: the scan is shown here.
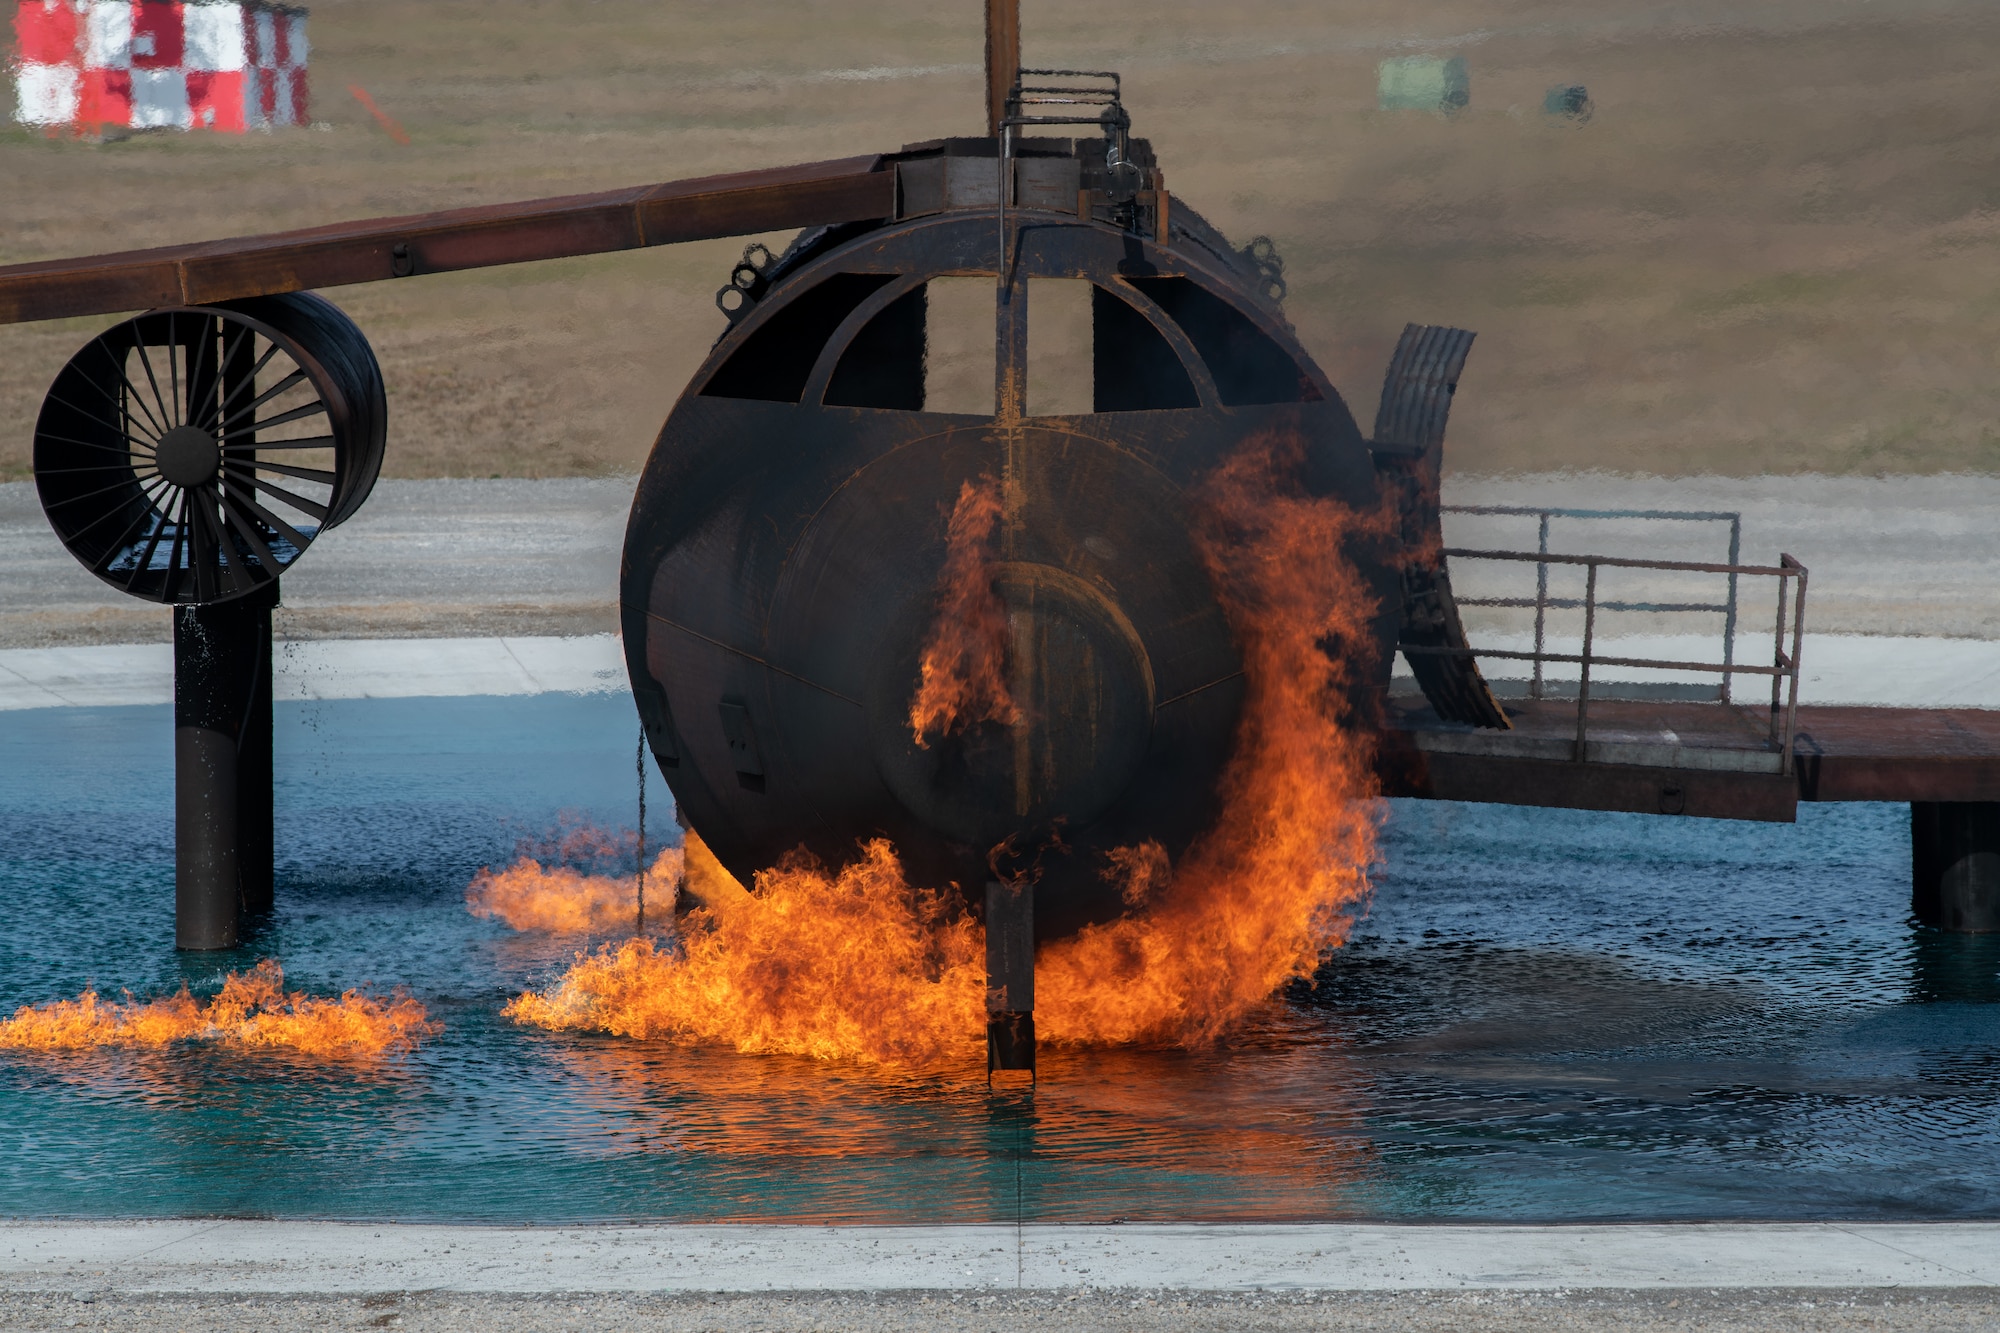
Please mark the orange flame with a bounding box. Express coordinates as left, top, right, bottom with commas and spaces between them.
0, 961, 437, 1057
506, 432, 1382, 1066
505, 837, 985, 1066
908, 476, 1019, 745
469, 845, 683, 935
1035, 430, 1383, 1045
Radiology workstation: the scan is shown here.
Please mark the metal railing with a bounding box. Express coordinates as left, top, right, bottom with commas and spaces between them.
1400, 549, 1809, 773
1442, 505, 1744, 701
997, 69, 1132, 282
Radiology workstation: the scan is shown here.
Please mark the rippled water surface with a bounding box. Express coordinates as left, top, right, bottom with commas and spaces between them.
1, 695, 1995, 1222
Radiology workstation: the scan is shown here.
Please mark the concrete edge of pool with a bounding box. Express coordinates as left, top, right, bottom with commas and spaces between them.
0, 1223, 1994, 1293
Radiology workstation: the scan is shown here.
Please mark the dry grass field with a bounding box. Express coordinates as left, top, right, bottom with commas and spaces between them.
6, 0, 2000, 479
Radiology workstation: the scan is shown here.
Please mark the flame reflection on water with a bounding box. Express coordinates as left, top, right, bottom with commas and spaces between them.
533, 1005, 1379, 1221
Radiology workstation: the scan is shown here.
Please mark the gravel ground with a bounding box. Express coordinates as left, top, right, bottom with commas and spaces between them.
2, 1289, 1994, 1333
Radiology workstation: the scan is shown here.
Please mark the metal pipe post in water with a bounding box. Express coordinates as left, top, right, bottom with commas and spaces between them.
173, 581, 277, 950
986, 879, 1035, 1078
1911, 802, 2000, 933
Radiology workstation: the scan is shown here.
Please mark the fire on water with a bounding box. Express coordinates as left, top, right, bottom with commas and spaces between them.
469, 843, 683, 935
0, 960, 437, 1057
488, 431, 1384, 1069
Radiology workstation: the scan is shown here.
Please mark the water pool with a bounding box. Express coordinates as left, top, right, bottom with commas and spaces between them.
0, 694, 1994, 1223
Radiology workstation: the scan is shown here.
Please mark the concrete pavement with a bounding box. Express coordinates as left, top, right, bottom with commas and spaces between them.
1, 473, 1996, 648
0, 478, 630, 648
0, 1286, 1992, 1332
1439, 473, 2000, 640
1, 1221, 1994, 1293
0, 636, 626, 709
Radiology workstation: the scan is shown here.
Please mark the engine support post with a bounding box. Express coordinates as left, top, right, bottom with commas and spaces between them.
986, 879, 1035, 1077
1911, 801, 2000, 933
174, 582, 278, 950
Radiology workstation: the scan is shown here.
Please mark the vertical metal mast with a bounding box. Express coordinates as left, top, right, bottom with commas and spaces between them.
984, 0, 1035, 1079
989, 0, 1024, 425
985, 0, 1020, 138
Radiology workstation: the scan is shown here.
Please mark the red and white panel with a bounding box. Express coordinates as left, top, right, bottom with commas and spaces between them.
185, 0, 243, 130
12, 0, 80, 125
12, 0, 305, 133
75, 0, 130, 126
126, 0, 186, 128
245, 3, 306, 128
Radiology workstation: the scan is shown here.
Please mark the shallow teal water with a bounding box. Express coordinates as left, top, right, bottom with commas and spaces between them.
0, 694, 1995, 1222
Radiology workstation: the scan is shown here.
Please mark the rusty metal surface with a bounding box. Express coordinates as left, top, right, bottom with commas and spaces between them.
1446, 547, 1798, 577
984, 0, 1021, 138
1383, 694, 2000, 814
621, 205, 1376, 938
1794, 706, 2000, 802
1404, 548, 1809, 766
1376, 739, 1801, 822
1374, 324, 1510, 730
0, 157, 894, 326
1442, 504, 1747, 701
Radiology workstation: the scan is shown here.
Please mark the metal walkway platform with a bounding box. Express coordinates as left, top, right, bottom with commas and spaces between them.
1379, 696, 2000, 822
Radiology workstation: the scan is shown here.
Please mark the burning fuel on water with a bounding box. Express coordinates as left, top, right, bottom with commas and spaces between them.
0, 0, 1588, 1084
0, 961, 435, 1058
486, 431, 1384, 1066
6, 0, 2000, 1232
468, 823, 685, 938
503, 838, 989, 1067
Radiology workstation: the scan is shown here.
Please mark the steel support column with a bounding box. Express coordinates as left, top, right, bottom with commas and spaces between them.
1911, 801, 2000, 933
984, 0, 1020, 138
986, 879, 1035, 1077
174, 582, 278, 950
